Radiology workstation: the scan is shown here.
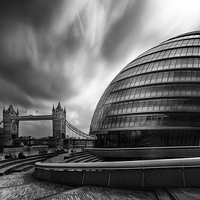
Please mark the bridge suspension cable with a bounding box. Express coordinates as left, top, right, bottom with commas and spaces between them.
65, 120, 94, 139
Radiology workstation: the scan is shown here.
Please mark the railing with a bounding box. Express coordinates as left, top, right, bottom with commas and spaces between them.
35, 157, 200, 170
65, 120, 94, 140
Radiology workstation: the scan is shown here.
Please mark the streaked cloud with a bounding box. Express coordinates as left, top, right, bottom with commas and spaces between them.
1, 0, 200, 137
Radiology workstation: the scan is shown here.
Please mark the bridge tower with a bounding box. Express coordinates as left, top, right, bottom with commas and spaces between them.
52, 102, 66, 139
3, 105, 19, 139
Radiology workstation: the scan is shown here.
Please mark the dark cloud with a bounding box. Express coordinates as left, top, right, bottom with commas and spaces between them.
0, 0, 90, 138
1, 0, 199, 138
0, 0, 82, 108
0, 0, 63, 29
101, 0, 146, 62
0, 60, 74, 100
56, 18, 85, 58
0, 78, 33, 108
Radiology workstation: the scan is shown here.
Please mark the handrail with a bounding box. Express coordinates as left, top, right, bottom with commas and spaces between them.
65, 120, 94, 139
35, 157, 200, 170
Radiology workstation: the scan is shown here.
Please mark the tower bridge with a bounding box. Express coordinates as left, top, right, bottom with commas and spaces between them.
1, 102, 93, 140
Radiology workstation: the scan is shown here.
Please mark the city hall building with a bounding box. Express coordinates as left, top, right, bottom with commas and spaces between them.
90, 31, 200, 148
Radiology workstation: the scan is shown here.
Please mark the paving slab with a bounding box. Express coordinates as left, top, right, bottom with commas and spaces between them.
40, 186, 158, 200
0, 169, 72, 200
3, 168, 200, 200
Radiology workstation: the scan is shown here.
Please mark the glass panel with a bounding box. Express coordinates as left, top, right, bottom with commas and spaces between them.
162, 72, 169, 82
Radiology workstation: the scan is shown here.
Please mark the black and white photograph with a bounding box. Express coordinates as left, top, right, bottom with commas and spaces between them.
1, 0, 200, 199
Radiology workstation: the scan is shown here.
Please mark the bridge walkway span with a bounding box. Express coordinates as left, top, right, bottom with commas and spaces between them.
9, 115, 53, 121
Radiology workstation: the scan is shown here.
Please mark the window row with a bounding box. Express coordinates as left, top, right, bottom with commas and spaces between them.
114, 57, 200, 82
113, 70, 200, 92
96, 129, 200, 147
107, 99, 200, 116
92, 83, 200, 127
102, 114, 200, 129
91, 83, 200, 131
106, 84, 200, 104
124, 47, 200, 71
138, 38, 200, 59
91, 104, 111, 126
93, 83, 116, 117
162, 33, 200, 44
90, 121, 103, 133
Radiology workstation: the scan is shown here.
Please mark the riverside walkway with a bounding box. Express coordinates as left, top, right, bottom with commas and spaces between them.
2, 169, 200, 199
0, 169, 152, 200
1, 150, 200, 199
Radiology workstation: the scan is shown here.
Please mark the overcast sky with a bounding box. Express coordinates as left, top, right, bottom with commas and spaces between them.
1, 0, 200, 138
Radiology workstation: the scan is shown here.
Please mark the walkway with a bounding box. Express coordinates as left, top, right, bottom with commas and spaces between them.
0, 169, 157, 200
0, 169, 71, 199
2, 168, 200, 199
2, 150, 200, 199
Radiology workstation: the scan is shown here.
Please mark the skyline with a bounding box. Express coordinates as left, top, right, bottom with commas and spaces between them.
1, 0, 200, 138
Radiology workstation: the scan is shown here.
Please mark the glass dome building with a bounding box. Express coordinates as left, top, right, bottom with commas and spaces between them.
90, 31, 200, 148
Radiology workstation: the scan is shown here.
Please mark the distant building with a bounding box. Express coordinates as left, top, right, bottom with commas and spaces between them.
3, 105, 19, 139
52, 102, 66, 139
90, 31, 200, 148
0, 127, 3, 139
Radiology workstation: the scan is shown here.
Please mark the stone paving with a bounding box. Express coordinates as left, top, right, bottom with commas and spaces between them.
2, 169, 200, 200
6, 168, 200, 200
180, 188, 200, 199
40, 186, 157, 200
2, 151, 200, 200
0, 168, 159, 200
0, 169, 71, 200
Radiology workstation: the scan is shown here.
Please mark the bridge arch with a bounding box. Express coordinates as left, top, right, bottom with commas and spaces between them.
61, 133, 65, 139
11, 133, 17, 139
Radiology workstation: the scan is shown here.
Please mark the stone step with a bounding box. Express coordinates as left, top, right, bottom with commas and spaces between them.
0, 153, 58, 169
0, 158, 46, 175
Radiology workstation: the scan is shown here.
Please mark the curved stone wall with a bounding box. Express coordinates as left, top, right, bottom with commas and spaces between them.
34, 157, 200, 188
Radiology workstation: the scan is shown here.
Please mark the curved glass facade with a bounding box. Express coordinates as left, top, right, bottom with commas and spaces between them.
89, 31, 200, 148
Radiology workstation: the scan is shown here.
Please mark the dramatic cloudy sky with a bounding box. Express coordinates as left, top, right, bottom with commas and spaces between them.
1, 0, 200, 138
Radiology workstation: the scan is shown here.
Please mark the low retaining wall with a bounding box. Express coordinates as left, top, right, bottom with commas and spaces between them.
34, 157, 200, 188
34, 166, 200, 188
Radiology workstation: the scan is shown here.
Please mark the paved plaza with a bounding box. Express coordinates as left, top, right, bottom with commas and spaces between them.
0, 169, 71, 200
2, 168, 200, 200
0, 169, 158, 200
